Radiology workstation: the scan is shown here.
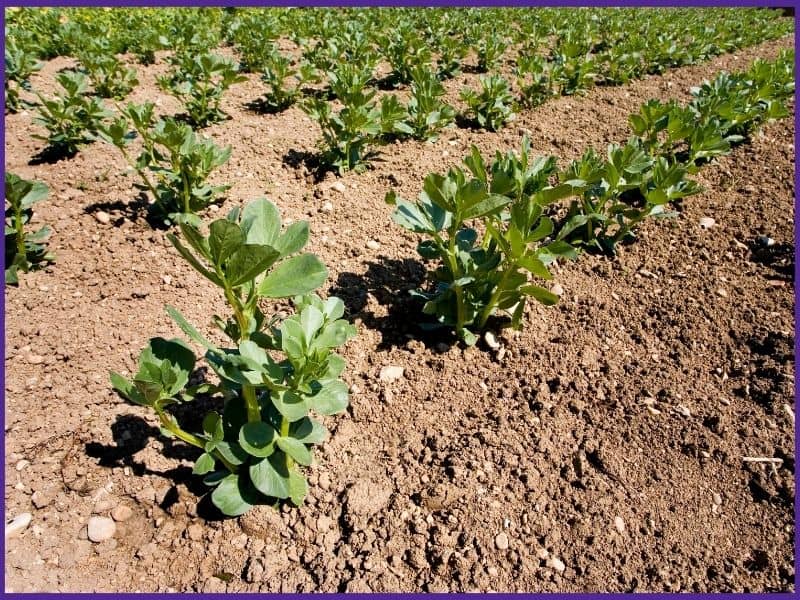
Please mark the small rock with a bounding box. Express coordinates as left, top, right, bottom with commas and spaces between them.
161, 275, 172, 285
699, 217, 715, 229
94, 211, 111, 225
5, 513, 32, 538
332, 181, 346, 193
494, 532, 509, 550
535, 547, 549, 560
551, 283, 565, 296
487, 566, 499, 577
31, 491, 54, 509
676, 404, 691, 417
15, 459, 30, 471
320, 201, 333, 213
379, 365, 404, 382
111, 505, 133, 522
87, 516, 116, 543
366, 240, 381, 251
614, 516, 625, 533
547, 556, 566, 573
318, 472, 331, 491
131, 288, 149, 299
716, 288, 728, 298
484, 331, 501, 350
756, 235, 776, 248
712, 492, 723, 506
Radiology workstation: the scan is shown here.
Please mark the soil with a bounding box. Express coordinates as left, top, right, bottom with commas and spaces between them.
3, 34, 795, 592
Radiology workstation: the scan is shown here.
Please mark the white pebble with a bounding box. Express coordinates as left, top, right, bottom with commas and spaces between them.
87, 516, 116, 542
551, 283, 565, 296
494, 532, 509, 550
320, 201, 333, 213
15, 459, 29, 471
484, 331, 501, 350
614, 516, 625, 533
94, 211, 111, 225
547, 556, 566, 573
379, 365, 404, 382
332, 182, 346, 193
366, 240, 380, 251
699, 217, 715, 229
5, 513, 32, 538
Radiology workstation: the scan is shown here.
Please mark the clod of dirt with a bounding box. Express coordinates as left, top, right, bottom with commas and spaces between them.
343, 480, 393, 530
239, 505, 286, 542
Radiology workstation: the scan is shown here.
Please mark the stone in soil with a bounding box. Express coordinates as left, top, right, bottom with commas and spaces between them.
379, 365, 404, 382
87, 516, 116, 543
111, 505, 133, 522
494, 532, 510, 550
5, 513, 32, 539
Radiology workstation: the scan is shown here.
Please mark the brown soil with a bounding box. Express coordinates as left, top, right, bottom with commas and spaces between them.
3, 35, 795, 592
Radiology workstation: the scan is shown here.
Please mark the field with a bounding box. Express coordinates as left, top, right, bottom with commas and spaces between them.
3, 7, 796, 592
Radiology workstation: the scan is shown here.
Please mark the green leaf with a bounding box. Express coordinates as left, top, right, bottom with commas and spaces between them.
249, 453, 290, 499
276, 437, 313, 466
193, 452, 216, 475
109, 371, 150, 406
309, 380, 349, 415
273, 221, 309, 257
167, 233, 222, 287
210, 473, 259, 516
165, 305, 219, 352
312, 320, 357, 352
239, 421, 277, 458
240, 197, 281, 246
214, 441, 249, 466
287, 469, 308, 505
208, 219, 243, 266
225, 244, 280, 287
273, 389, 308, 422
521, 285, 559, 306
290, 417, 328, 444
461, 193, 509, 220
258, 254, 327, 298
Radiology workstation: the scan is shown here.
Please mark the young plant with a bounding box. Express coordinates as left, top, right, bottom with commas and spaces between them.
111, 198, 356, 516
79, 49, 139, 100
515, 54, 554, 108
158, 53, 246, 127
302, 72, 411, 173
555, 139, 701, 254
5, 173, 54, 285
98, 103, 231, 226
257, 50, 314, 113
33, 70, 111, 156
4, 37, 41, 113
475, 31, 507, 73
460, 75, 516, 132
387, 138, 577, 345
406, 65, 455, 141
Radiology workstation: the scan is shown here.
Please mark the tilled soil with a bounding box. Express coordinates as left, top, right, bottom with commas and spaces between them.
3, 35, 795, 592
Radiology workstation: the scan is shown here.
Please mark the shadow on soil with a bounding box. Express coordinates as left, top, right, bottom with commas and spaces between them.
85, 385, 228, 519
83, 193, 158, 227
28, 145, 78, 165
331, 256, 459, 351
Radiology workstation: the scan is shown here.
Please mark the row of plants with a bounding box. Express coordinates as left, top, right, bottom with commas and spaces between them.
387, 50, 795, 344
100, 52, 793, 516
6, 8, 791, 121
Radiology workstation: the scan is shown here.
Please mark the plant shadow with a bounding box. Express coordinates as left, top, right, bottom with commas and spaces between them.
330, 257, 459, 351
29, 145, 78, 165
282, 148, 335, 183
83, 192, 159, 227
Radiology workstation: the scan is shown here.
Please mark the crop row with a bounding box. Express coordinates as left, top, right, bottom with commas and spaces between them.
6, 10, 793, 193
6, 53, 780, 514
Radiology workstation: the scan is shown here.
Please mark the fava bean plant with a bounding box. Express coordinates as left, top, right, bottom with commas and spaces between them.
5, 173, 54, 285
111, 198, 356, 515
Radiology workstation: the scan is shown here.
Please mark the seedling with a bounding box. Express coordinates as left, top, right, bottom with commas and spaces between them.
388, 138, 576, 345
5, 173, 54, 285
111, 198, 356, 516
460, 75, 516, 132
98, 102, 231, 226
33, 70, 111, 156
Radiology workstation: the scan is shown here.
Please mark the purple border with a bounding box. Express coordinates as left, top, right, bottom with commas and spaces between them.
2, 3, 797, 598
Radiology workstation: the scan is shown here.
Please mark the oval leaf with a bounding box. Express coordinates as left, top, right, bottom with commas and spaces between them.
258, 254, 328, 298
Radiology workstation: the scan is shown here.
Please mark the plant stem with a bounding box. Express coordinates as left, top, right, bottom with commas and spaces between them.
14, 205, 26, 264
154, 404, 237, 472
477, 262, 515, 329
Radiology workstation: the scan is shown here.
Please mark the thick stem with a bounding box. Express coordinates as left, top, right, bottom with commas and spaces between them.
477, 263, 515, 330
446, 232, 467, 337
